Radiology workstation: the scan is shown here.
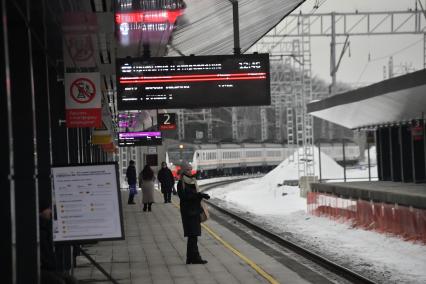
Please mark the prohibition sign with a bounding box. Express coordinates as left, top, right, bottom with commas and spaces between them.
70, 78, 96, 104
66, 35, 94, 62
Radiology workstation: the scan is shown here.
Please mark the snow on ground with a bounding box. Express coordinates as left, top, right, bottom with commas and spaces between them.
197, 174, 262, 186
208, 147, 426, 283
267, 146, 344, 182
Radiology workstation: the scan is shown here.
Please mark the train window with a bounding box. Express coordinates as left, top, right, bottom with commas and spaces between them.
267, 150, 279, 157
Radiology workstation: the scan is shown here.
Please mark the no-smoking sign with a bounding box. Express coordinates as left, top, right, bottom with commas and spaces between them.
70, 78, 96, 104
65, 72, 102, 128
65, 72, 101, 109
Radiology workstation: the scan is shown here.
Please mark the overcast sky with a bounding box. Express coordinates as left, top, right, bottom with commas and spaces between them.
293, 0, 425, 86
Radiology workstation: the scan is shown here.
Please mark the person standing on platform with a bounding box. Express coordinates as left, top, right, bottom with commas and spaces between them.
139, 165, 155, 212
126, 160, 137, 205
177, 161, 210, 264
157, 162, 175, 203
39, 199, 77, 284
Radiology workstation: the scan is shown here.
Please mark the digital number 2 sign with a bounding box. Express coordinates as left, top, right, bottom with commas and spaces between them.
116, 53, 270, 110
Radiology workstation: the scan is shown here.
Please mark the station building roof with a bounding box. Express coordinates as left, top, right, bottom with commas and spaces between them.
307, 69, 426, 129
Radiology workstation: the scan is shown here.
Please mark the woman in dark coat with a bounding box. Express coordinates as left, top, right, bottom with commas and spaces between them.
177, 162, 210, 264
139, 165, 155, 212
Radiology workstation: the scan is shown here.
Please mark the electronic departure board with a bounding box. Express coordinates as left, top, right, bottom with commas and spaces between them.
118, 131, 162, 147
116, 53, 270, 110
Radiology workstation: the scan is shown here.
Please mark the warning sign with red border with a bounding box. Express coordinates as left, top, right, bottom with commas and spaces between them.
65, 72, 102, 128
62, 12, 98, 68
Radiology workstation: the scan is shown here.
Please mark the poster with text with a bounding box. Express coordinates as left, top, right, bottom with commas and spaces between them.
65, 72, 102, 128
51, 163, 124, 242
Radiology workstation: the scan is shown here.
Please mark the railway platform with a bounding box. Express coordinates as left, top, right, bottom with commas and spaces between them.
73, 189, 315, 284
309, 181, 426, 243
311, 181, 426, 209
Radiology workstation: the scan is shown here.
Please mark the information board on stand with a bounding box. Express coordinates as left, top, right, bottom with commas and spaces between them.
51, 163, 124, 243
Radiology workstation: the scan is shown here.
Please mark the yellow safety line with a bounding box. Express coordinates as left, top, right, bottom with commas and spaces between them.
172, 201, 280, 284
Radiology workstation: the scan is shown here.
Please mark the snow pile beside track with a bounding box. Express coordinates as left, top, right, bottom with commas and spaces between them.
209, 146, 343, 215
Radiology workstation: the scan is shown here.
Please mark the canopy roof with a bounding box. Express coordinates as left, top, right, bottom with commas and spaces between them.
167, 0, 304, 56
115, 0, 305, 57
307, 69, 426, 129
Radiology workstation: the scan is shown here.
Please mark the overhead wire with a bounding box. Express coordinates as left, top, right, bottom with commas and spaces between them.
355, 37, 423, 84
369, 38, 424, 63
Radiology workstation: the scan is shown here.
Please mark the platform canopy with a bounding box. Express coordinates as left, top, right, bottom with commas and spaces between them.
166, 0, 304, 56
115, 0, 305, 58
307, 69, 426, 129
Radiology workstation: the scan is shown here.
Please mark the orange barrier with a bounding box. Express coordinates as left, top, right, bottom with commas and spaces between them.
307, 192, 426, 244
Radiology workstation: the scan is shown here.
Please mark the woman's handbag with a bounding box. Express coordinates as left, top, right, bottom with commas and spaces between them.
200, 201, 209, 223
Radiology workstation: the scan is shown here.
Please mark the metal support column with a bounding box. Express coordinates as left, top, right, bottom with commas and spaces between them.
232, 107, 238, 141
329, 12, 336, 94
424, 33, 426, 68
292, 38, 305, 177
206, 108, 213, 141
230, 0, 241, 55
260, 106, 268, 141
274, 101, 282, 142
302, 15, 314, 176
177, 109, 185, 141
230, 0, 240, 142
5, 0, 40, 281
342, 140, 347, 182
1, 0, 15, 281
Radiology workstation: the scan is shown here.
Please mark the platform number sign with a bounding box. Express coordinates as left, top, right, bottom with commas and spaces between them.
158, 113, 176, 130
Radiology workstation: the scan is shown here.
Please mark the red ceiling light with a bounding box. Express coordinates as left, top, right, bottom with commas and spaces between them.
115, 10, 184, 25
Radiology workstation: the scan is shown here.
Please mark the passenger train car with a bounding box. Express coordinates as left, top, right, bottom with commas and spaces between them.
166, 142, 360, 179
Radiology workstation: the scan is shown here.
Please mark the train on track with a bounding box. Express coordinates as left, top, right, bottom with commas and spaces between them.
166, 142, 360, 179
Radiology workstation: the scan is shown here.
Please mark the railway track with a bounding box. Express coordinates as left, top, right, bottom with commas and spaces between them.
200, 180, 376, 284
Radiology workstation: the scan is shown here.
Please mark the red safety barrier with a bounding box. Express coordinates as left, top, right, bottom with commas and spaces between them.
307, 192, 426, 244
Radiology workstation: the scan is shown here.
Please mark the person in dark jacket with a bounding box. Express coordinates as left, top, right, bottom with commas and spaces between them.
177, 161, 210, 264
157, 162, 175, 203
126, 160, 137, 204
39, 199, 77, 284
